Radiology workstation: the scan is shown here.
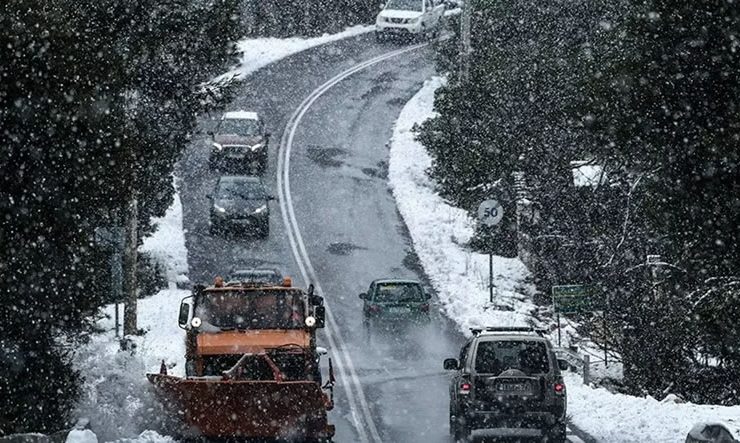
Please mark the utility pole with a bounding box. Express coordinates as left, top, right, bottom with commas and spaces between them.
123, 193, 139, 336
459, 0, 472, 82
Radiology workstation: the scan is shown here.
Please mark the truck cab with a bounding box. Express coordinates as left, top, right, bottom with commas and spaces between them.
177, 277, 326, 378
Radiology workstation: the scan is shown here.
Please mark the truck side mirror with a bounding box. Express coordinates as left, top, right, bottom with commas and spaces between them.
178, 297, 193, 329
310, 294, 324, 306
443, 358, 459, 370
359, 292, 367, 300
313, 305, 326, 328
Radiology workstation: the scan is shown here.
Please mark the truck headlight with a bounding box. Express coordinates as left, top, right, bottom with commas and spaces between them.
249, 142, 265, 152
214, 204, 227, 213
254, 204, 267, 214
212, 142, 223, 151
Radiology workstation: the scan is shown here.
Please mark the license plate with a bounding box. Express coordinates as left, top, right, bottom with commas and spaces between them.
389, 307, 410, 314
497, 383, 530, 393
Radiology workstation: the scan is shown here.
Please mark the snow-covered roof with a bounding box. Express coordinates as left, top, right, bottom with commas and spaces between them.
222, 110, 259, 120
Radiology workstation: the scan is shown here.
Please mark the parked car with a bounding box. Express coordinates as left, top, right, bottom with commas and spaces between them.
208, 111, 270, 173
444, 327, 568, 442
227, 267, 283, 285
375, 0, 445, 41
359, 279, 431, 326
686, 423, 738, 443
208, 175, 272, 237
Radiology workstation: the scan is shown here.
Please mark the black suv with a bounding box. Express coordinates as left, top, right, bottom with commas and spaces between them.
444, 327, 568, 442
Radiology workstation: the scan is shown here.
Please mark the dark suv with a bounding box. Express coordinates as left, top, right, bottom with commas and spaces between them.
444, 327, 568, 442
208, 175, 273, 237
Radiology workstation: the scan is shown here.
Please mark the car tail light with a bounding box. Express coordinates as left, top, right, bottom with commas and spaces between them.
554, 382, 565, 395
369, 304, 382, 313
420, 303, 430, 312
459, 382, 471, 395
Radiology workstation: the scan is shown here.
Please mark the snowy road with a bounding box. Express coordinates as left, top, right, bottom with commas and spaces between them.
178, 33, 595, 442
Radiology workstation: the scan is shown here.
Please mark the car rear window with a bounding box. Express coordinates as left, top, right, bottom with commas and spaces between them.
374, 283, 424, 302
474, 340, 549, 375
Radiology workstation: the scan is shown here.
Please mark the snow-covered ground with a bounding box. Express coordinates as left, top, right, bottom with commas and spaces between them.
216, 25, 373, 82
387, 77, 740, 442
74, 186, 189, 441
566, 373, 740, 442
139, 177, 188, 288
388, 76, 540, 334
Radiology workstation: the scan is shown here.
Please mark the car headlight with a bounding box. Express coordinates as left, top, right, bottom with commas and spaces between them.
214, 204, 227, 213
249, 142, 265, 152
254, 205, 267, 214
212, 142, 223, 151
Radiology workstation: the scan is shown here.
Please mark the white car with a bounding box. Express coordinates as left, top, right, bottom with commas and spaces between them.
375, 0, 445, 41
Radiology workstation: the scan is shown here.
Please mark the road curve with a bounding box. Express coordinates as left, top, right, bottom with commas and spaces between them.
179, 33, 595, 443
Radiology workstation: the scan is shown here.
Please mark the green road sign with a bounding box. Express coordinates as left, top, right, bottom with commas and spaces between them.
552, 284, 593, 314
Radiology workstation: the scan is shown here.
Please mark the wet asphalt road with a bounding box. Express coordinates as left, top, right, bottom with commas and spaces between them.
177, 33, 594, 443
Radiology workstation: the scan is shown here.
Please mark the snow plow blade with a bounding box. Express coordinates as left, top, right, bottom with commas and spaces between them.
147, 374, 335, 440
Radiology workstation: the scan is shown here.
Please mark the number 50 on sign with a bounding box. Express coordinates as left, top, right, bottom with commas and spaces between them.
478, 199, 504, 226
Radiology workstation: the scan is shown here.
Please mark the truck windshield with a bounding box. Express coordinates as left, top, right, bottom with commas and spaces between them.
197, 290, 305, 330
474, 341, 549, 376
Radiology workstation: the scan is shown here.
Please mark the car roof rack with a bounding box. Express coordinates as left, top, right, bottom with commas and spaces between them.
470, 326, 547, 337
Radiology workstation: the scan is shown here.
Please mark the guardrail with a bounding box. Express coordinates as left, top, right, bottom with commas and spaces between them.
554, 347, 590, 384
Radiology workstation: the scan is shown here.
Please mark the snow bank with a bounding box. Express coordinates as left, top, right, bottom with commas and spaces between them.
388, 77, 539, 336
75, 180, 190, 441
388, 78, 740, 442
217, 25, 373, 82
139, 178, 188, 288
566, 373, 740, 442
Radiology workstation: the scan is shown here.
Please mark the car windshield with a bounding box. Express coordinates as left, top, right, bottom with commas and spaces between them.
385, 0, 422, 11
196, 290, 305, 330
474, 341, 550, 376
217, 180, 266, 200
218, 118, 261, 137
374, 283, 424, 302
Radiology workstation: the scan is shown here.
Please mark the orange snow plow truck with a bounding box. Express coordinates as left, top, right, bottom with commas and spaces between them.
147, 276, 335, 441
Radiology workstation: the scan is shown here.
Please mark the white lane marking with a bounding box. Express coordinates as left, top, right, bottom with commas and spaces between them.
277, 43, 427, 443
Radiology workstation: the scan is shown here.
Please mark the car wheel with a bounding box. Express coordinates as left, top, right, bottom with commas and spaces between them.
546, 422, 567, 443
257, 222, 269, 239
452, 416, 470, 442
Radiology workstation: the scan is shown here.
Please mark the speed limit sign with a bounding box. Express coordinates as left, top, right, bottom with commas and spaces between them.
478, 199, 503, 226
